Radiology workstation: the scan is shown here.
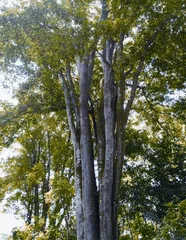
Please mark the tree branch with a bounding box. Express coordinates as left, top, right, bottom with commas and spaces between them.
58, 70, 77, 142
65, 64, 80, 128
124, 29, 160, 127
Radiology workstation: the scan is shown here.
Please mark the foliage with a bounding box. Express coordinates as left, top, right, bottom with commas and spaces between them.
156, 200, 186, 240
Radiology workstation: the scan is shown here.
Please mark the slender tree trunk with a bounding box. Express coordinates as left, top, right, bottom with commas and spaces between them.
97, 93, 105, 220
59, 71, 84, 240
34, 184, 39, 223
42, 131, 51, 229
113, 36, 125, 240
100, 40, 116, 240
31, 145, 40, 225
79, 55, 99, 240
26, 199, 33, 224
74, 142, 84, 240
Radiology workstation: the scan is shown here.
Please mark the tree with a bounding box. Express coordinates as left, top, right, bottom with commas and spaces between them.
118, 125, 186, 238
0, 111, 75, 239
0, 0, 185, 239
156, 200, 186, 240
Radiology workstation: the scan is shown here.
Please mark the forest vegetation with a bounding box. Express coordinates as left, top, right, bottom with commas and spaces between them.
0, 0, 185, 239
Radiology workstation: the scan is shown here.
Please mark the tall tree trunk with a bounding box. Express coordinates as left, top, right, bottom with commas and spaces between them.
42, 131, 51, 230
74, 141, 84, 240
26, 198, 33, 224
113, 35, 125, 240
79, 55, 99, 240
34, 184, 39, 224
59, 71, 84, 240
100, 39, 116, 240
97, 93, 105, 222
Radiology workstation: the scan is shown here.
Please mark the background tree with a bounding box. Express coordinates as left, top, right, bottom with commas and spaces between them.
0, 109, 75, 239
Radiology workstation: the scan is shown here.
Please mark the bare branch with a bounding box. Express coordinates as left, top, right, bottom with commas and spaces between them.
58, 70, 77, 141
65, 64, 80, 128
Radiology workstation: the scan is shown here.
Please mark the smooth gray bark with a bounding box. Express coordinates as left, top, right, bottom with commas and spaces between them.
100, 39, 116, 240
79, 55, 99, 240
74, 142, 84, 240
113, 37, 125, 240
59, 71, 84, 240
